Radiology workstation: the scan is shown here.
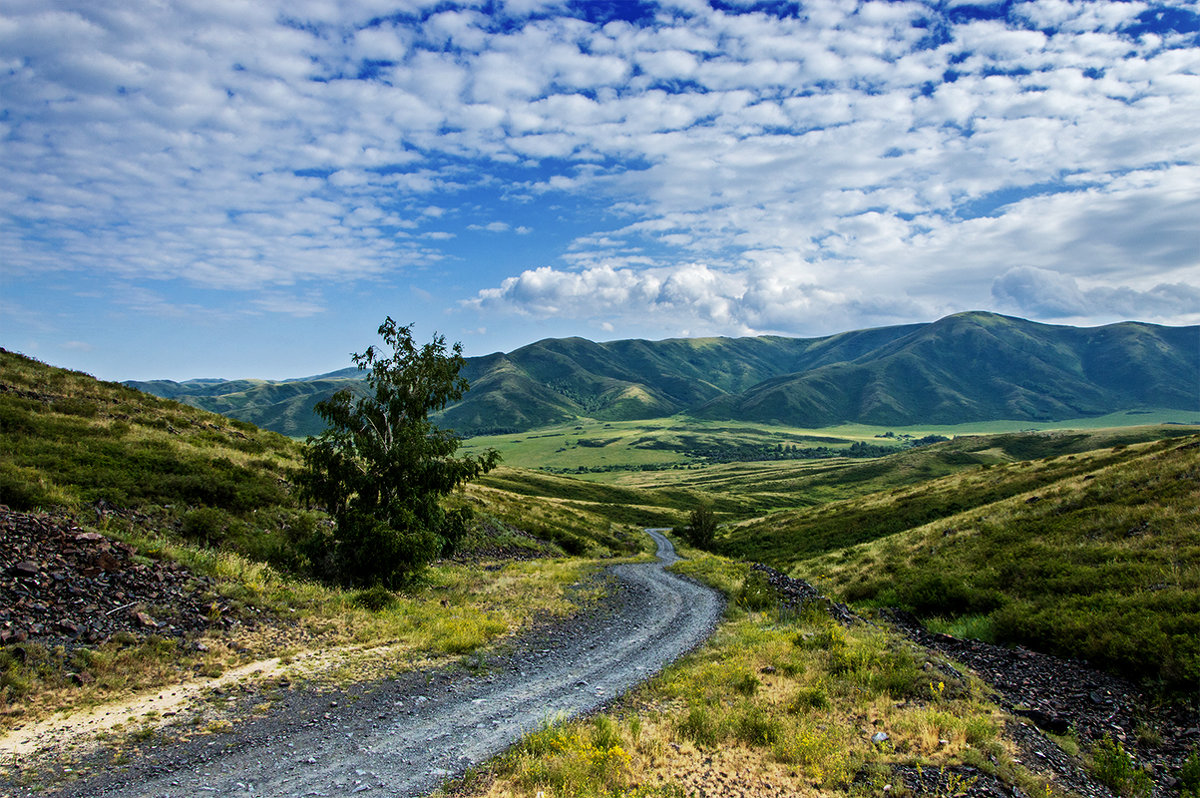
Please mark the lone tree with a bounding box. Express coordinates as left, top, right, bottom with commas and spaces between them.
297, 318, 499, 586
684, 503, 717, 549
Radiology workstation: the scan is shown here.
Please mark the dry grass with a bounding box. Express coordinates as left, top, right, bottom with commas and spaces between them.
0, 537, 597, 736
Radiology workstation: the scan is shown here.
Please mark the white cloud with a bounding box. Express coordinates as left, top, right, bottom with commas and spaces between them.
2, 0, 1197, 344
993, 266, 1200, 321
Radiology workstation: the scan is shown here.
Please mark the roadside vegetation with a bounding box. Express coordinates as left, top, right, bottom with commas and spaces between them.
0, 349, 641, 734
465, 549, 1044, 798
800, 435, 1200, 691
4, 344, 1199, 795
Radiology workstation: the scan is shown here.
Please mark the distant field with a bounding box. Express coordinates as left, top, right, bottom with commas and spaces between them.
461, 416, 912, 475
460, 410, 1200, 479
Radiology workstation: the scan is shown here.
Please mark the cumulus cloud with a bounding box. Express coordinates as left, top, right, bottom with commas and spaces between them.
993, 266, 1200, 321
2, 0, 1198, 342
471, 259, 936, 337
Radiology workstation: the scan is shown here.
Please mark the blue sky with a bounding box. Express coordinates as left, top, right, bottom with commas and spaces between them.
2, 0, 1198, 381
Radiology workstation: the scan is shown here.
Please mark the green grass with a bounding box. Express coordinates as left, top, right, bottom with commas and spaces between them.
459, 416, 909, 475
716, 429, 1198, 565
476, 548, 1039, 798
799, 435, 1200, 691
0, 350, 316, 568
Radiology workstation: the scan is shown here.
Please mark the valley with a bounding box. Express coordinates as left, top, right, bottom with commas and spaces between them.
2, 343, 1199, 798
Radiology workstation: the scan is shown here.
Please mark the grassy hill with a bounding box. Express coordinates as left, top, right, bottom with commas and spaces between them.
0, 350, 644, 566
717, 431, 1200, 690
125, 312, 1200, 437
693, 311, 1199, 426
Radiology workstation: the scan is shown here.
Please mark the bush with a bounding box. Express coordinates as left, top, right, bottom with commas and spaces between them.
181, 507, 226, 545
684, 504, 717, 549
352, 585, 398, 612
737, 570, 776, 611
1090, 736, 1152, 798
1179, 746, 1200, 798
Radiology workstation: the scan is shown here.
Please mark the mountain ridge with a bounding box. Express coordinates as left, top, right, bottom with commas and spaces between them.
124, 312, 1200, 437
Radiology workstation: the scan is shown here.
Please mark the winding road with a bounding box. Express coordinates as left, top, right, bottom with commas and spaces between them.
54, 530, 724, 797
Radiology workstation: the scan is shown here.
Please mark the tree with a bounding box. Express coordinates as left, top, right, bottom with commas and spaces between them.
297, 318, 500, 587
684, 503, 717, 549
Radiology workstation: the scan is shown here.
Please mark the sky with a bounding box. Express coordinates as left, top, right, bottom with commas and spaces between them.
2, 0, 1198, 381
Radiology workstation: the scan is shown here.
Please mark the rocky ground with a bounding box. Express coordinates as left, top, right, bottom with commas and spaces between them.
0, 507, 246, 652
754, 563, 1199, 798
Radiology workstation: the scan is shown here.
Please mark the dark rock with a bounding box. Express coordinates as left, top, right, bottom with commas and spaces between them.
0, 507, 245, 652
12, 561, 39, 577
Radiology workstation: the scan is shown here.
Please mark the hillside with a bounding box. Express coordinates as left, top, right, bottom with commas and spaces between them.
125, 312, 1200, 437
4, 349, 1199, 798
720, 432, 1200, 690
0, 350, 642, 565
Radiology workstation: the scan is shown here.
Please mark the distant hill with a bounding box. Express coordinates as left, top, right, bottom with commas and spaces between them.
125, 312, 1200, 437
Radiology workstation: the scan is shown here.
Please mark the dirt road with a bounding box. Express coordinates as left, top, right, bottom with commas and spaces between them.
40, 530, 723, 797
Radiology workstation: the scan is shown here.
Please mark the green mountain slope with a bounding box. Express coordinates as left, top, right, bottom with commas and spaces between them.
125, 312, 1199, 436
694, 312, 1199, 425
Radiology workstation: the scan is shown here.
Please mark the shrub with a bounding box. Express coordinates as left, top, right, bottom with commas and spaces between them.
1179, 746, 1200, 798
738, 570, 776, 611
181, 507, 227, 545
684, 504, 717, 549
1090, 736, 1152, 798
678, 703, 722, 747
352, 585, 398, 612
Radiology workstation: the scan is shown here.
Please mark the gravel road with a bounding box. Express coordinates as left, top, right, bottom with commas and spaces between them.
40, 530, 723, 798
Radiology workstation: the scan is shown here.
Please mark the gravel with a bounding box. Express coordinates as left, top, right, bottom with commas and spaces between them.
14, 530, 724, 798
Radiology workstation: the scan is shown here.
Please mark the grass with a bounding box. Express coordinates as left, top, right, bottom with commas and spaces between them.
718, 431, 1195, 566
459, 417, 910, 476
460, 413, 1200, 479
466, 545, 1052, 798
0, 528, 599, 730
798, 435, 1200, 691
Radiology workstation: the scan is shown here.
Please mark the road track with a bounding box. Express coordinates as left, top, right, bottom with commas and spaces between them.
48, 530, 723, 798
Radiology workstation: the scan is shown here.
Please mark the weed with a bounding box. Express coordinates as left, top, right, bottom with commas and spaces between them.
737, 569, 776, 611
351, 585, 398, 612
731, 671, 760, 696
1090, 736, 1152, 798
790, 683, 831, 711
1180, 745, 1200, 798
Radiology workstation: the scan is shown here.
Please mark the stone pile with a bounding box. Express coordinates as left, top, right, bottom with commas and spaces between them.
750, 562, 861, 626
885, 609, 1199, 797
0, 506, 242, 648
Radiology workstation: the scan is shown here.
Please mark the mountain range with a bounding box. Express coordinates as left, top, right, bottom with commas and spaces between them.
126, 312, 1200, 437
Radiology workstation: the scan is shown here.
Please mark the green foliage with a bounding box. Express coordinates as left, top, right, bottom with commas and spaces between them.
181, 507, 226, 545
297, 319, 500, 587
1181, 746, 1200, 798
678, 703, 722, 747
1090, 736, 1152, 798
806, 435, 1200, 691
737, 569, 776, 612
683, 503, 717, 549
351, 585, 398, 612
